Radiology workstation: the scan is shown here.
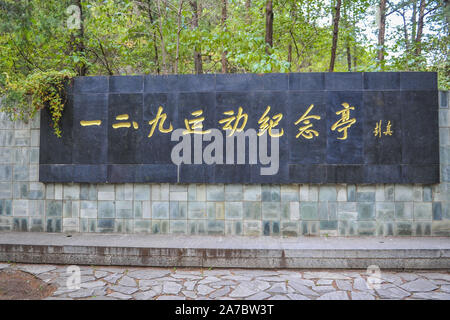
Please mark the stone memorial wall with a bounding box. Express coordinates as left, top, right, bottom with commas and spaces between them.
0, 73, 448, 237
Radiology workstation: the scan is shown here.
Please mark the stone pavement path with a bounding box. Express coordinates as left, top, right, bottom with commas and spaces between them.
0, 263, 449, 300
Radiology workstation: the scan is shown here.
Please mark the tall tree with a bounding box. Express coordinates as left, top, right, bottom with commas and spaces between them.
377, 0, 387, 65
175, 0, 185, 74
265, 0, 273, 55
414, 0, 426, 55
190, 0, 203, 74
221, 0, 228, 73
156, 0, 167, 74
73, 0, 88, 76
329, 0, 342, 72
139, 0, 160, 74
245, 0, 252, 24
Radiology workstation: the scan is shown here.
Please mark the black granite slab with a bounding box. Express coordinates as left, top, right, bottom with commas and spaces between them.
40, 72, 440, 184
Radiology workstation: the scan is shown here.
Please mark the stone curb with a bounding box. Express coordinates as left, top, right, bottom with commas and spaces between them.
0, 232, 449, 269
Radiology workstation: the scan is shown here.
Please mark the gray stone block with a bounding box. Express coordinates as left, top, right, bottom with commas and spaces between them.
376, 202, 395, 221
347, 185, 356, 202
170, 220, 187, 234
46, 200, 62, 217
0, 131, 14, 146
188, 201, 206, 219
116, 201, 133, 219
0, 165, 12, 181
262, 185, 281, 202
225, 184, 243, 201
98, 201, 115, 218
114, 219, 133, 233
413, 222, 431, 236
225, 220, 242, 235
395, 222, 413, 236
152, 220, 169, 234
189, 220, 206, 235
338, 220, 358, 236
356, 192, 375, 202
170, 201, 187, 219
225, 202, 243, 220
395, 185, 414, 201
244, 221, 262, 236
134, 184, 150, 200
80, 201, 97, 218
206, 185, 225, 201
300, 202, 318, 220
395, 202, 413, 220
98, 219, 115, 232
0, 148, 12, 163
13, 217, 28, 231
63, 184, 80, 200
13, 182, 28, 199
46, 218, 62, 232
357, 202, 375, 221
262, 202, 281, 220
14, 149, 29, 164
281, 221, 299, 237
29, 217, 44, 232
242, 202, 260, 220
80, 184, 97, 200
357, 221, 376, 236
423, 186, 433, 202
319, 186, 337, 201
243, 185, 261, 201
0, 182, 12, 199
13, 165, 28, 181
413, 203, 432, 221
134, 220, 151, 233
207, 220, 225, 235
0, 199, 12, 216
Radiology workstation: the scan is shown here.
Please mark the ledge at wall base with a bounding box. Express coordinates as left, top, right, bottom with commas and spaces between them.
0, 232, 449, 269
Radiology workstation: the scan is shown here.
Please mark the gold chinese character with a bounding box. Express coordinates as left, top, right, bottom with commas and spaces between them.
331, 102, 356, 140
294, 104, 321, 139
112, 114, 139, 130
258, 106, 284, 137
183, 109, 211, 135
374, 120, 382, 138
80, 120, 102, 127
383, 120, 393, 136
218, 107, 248, 136
148, 106, 173, 138
374, 120, 393, 138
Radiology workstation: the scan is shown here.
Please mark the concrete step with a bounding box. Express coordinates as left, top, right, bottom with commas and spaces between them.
0, 232, 449, 269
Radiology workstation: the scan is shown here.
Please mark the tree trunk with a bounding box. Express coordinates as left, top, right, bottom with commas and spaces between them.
74, 0, 87, 76
156, 0, 167, 74
329, 0, 341, 72
346, 41, 352, 71
146, 0, 160, 74
190, 0, 203, 74
265, 0, 273, 55
411, 0, 417, 43
400, 9, 410, 51
353, 47, 357, 70
288, 44, 292, 71
377, 0, 386, 64
175, 0, 184, 74
245, 0, 252, 24
221, 0, 228, 73
414, 0, 426, 55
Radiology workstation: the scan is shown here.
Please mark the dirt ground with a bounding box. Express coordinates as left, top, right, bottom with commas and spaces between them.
0, 269, 56, 300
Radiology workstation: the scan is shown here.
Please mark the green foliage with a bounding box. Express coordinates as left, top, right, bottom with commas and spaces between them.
0, 70, 75, 137
0, 0, 448, 96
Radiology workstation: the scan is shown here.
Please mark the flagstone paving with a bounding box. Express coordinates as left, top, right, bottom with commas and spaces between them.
0, 263, 449, 300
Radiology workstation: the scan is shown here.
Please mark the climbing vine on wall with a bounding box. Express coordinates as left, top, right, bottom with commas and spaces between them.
0, 70, 75, 138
